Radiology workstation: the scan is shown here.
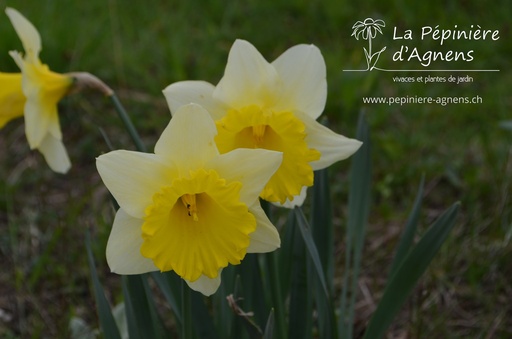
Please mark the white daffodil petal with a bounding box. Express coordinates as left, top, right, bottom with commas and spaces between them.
106, 209, 158, 275
46, 105, 62, 140
8, 51, 24, 71
272, 44, 327, 119
272, 186, 308, 209
154, 103, 219, 173
162, 80, 228, 121
206, 148, 282, 206
96, 150, 175, 219
5, 8, 41, 60
24, 100, 49, 148
186, 272, 222, 296
298, 112, 362, 170
213, 39, 281, 109
38, 133, 70, 174
246, 204, 280, 253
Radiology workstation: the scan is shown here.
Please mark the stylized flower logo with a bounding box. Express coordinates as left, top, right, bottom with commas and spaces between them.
351, 18, 385, 40
351, 18, 386, 71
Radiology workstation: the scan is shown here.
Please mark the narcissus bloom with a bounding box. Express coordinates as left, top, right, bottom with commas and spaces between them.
4, 7, 74, 173
97, 104, 282, 296
163, 39, 362, 206
0, 73, 24, 128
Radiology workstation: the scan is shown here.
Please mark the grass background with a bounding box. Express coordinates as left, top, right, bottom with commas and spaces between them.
0, 0, 510, 337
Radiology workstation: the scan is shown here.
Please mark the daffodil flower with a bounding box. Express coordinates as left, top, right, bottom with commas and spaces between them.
96, 103, 283, 296
5, 7, 74, 173
0, 72, 24, 128
163, 39, 362, 207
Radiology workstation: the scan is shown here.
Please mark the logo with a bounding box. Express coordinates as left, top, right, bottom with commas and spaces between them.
351, 18, 387, 71
344, 18, 500, 72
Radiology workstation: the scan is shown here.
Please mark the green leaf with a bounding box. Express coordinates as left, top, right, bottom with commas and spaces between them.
293, 205, 336, 338
288, 214, 313, 339
122, 275, 168, 339
339, 110, 372, 339
191, 290, 219, 339
310, 262, 336, 339
294, 207, 329, 299
98, 127, 115, 151
151, 271, 182, 325
227, 280, 263, 339
278, 210, 298, 298
363, 202, 460, 339
260, 200, 286, 339
112, 303, 129, 339
213, 267, 235, 338
154, 272, 218, 338
181, 280, 193, 339
229, 275, 246, 338
388, 175, 425, 277
311, 168, 337, 339
85, 232, 121, 339
311, 169, 334, 289
237, 254, 268, 328
265, 250, 287, 339
263, 309, 275, 339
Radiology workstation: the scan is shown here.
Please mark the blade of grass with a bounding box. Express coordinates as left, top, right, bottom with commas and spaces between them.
85, 232, 121, 339
339, 110, 372, 339
363, 202, 460, 339
28, 226, 63, 289
388, 175, 425, 277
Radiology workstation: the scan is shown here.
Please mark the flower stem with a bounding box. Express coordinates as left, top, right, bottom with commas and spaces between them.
69, 72, 147, 152
181, 280, 193, 339
265, 252, 286, 339
261, 200, 286, 338
109, 93, 147, 152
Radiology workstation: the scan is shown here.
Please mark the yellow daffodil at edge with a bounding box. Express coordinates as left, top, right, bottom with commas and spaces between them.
0, 72, 24, 128
163, 39, 363, 207
96, 103, 283, 296
4, 7, 74, 173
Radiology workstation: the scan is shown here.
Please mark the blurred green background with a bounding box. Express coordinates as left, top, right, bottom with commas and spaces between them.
0, 0, 510, 337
